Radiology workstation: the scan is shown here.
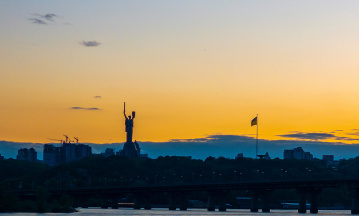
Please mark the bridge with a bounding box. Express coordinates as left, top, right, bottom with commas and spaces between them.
18, 179, 359, 214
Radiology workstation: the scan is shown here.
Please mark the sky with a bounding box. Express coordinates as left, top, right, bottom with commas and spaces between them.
1, 1, 359, 159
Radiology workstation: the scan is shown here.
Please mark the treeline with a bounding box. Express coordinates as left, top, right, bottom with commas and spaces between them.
1, 155, 359, 211
21, 155, 357, 188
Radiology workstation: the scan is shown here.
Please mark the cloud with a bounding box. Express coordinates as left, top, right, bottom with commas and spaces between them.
29, 13, 59, 25
94, 96, 102, 99
38, 13, 57, 21
70, 107, 101, 111
169, 134, 254, 144
29, 18, 47, 25
170, 138, 213, 143
334, 136, 359, 141
278, 132, 336, 140
80, 41, 102, 47
278, 131, 359, 142
346, 129, 359, 136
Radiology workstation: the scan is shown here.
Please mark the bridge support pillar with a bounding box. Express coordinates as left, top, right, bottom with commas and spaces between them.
144, 193, 151, 210
111, 199, 119, 209
250, 190, 259, 212
310, 189, 321, 214
169, 193, 176, 210
207, 192, 215, 211
79, 198, 88, 208
133, 194, 141, 210
297, 190, 307, 213
218, 191, 228, 211
179, 193, 188, 210
261, 190, 271, 213
351, 190, 359, 214
101, 199, 109, 209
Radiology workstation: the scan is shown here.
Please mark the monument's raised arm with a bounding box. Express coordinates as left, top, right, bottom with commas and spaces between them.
124, 102, 128, 119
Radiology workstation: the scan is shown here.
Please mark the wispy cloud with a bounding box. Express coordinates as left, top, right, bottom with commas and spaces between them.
346, 132, 359, 137
170, 138, 212, 143
278, 131, 359, 142
38, 13, 57, 21
29, 18, 47, 25
94, 96, 102, 99
334, 136, 359, 141
346, 129, 359, 136
278, 132, 336, 140
80, 41, 102, 47
29, 13, 59, 25
70, 107, 101, 111
169, 134, 249, 143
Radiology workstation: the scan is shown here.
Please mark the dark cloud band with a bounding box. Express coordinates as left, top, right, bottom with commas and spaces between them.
29, 18, 47, 25
80, 41, 101, 47
29, 13, 58, 25
39, 13, 57, 21
278, 132, 336, 140
70, 107, 101, 111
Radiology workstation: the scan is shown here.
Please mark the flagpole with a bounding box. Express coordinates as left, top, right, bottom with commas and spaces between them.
256, 114, 258, 159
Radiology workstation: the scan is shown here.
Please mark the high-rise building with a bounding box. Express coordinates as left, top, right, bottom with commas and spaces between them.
43, 142, 92, 166
16, 148, 37, 162
43, 144, 63, 166
76, 144, 92, 159
283, 147, 313, 160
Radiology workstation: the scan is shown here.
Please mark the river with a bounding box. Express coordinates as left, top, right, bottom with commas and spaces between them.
0, 208, 353, 215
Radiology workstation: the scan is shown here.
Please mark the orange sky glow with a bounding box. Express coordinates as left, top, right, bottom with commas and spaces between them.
1, 1, 359, 145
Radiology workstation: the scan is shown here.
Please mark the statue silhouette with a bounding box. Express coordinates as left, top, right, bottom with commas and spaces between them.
120, 102, 140, 157
123, 103, 135, 143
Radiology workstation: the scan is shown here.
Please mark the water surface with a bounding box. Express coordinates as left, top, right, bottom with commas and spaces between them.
0, 208, 352, 216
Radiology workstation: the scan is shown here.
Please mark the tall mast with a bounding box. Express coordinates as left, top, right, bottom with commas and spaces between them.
256, 114, 258, 159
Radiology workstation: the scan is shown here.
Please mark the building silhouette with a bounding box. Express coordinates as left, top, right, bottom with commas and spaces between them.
236, 153, 244, 159
323, 155, 334, 162
43, 144, 63, 166
43, 141, 92, 166
16, 148, 37, 162
263, 152, 271, 160
101, 148, 115, 158
283, 147, 313, 160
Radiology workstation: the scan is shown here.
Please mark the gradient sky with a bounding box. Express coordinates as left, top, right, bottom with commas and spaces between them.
1, 1, 359, 149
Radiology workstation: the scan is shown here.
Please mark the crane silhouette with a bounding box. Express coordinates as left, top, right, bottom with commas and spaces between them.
63, 134, 69, 143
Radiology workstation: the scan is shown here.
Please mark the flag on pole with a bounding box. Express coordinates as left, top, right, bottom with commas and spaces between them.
251, 116, 257, 126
